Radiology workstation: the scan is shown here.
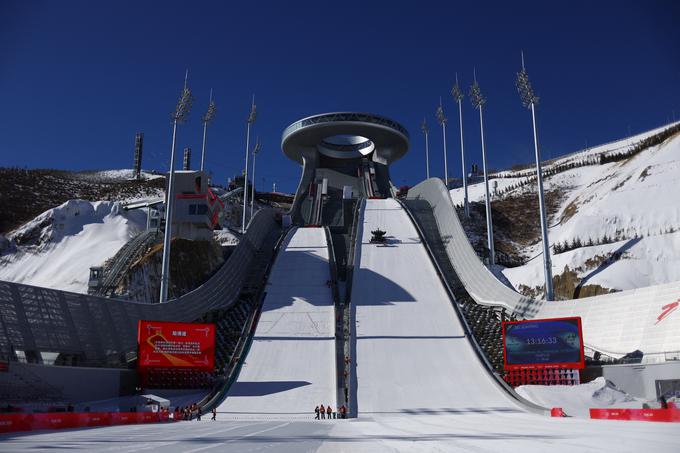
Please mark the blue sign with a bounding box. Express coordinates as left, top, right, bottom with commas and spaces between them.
503, 318, 583, 369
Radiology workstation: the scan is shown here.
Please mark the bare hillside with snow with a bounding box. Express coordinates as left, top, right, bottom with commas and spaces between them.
451, 121, 680, 299
0, 200, 147, 293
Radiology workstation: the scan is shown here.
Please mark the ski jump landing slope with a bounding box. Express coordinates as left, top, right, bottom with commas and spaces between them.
217, 227, 336, 418
350, 198, 526, 414
406, 178, 680, 359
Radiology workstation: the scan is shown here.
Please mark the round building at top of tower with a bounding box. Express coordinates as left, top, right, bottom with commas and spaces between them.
281, 112, 409, 165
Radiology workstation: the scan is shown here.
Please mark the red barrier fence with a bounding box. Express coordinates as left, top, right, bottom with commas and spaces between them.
0, 411, 171, 434
590, 407, 680, 423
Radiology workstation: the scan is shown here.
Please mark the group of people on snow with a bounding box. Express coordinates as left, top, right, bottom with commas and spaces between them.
315, 404, 347, 419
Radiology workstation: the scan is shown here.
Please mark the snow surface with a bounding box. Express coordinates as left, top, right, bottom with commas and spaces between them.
0, 199, 146, 293
516, 377, 646, 418
217, 227, 336, 418
351, 198, 524, 413
82, 169, 164, 181
3, 412, 678, 452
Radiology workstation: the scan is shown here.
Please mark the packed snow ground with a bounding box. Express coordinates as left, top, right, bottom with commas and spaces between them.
0, 199, 146, 293
352, 198, 525, 414
1, 413, 678, 452
216, 227, 336, 418
516, 377, 646, 418
451, 123, 680, 296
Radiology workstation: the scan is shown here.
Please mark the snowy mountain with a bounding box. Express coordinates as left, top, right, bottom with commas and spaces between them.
0, 199, 147, 293
451, 121, 680, 299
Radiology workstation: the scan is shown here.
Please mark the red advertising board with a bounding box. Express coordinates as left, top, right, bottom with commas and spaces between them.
0, 411, 171, 434
502, 316, 585, 371
137, 320, 215, 371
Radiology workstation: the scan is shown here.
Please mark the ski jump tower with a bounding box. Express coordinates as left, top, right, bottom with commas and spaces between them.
281, 112, 409, 225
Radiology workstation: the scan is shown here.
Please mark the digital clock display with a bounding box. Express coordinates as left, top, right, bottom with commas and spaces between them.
502, 317, 584, 370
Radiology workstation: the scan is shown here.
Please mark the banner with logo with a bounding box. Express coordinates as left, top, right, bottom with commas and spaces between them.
137, 320, 215, 371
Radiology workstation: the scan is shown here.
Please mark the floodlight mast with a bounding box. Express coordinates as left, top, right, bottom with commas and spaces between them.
250, 138, 261, 220
421, 118, 430, 179
469, 70, 495, 266
452, 73, 469, 217
160, 70, 193, 303
242, 95, 257, 233
200, 89, 216, 172
516, 52, 554, 301
435, 98, 449, 188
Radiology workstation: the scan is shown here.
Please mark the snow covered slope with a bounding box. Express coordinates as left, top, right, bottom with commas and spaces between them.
516, 377, 645, 418
0, 199, 146, 293
451, 122, 680, 296
217, 227, 336, 418
351, 198, 525, 413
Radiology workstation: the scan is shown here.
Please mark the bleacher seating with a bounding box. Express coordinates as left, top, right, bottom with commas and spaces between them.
0, 365, 64, 404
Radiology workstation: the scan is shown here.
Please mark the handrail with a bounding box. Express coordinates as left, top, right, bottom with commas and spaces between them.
282, 112, 410, 143
396, 198, 549, 415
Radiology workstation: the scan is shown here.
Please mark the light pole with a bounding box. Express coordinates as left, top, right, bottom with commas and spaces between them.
421, 118, 430, 179
250, 138, 261, 220
200, 89, 216, 172
469, 70, 495, 266
516, 52, 553, 300
435, 98, 449, 188
242, 95, 257, 233
452, 74, 469, 217
160, 70, 193, 303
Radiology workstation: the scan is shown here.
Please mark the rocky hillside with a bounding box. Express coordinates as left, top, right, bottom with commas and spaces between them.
0, 168, 165, 234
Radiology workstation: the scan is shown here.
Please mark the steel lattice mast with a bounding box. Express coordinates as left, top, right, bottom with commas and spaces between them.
469, 70, 495, 266
435, 98, 449, 187
160, 70, 193, 303
452, 74, 469, 217
421, 118, 430, 179
241, 95, 257, 233
200, 89, 216, 171
516, 52, 554, 300
250, 138, 262, 220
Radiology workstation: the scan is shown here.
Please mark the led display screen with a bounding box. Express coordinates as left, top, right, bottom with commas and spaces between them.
502, 317, 585, 370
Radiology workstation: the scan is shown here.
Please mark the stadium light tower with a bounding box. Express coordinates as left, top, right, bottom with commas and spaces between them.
469, 70, 495, 266
241, 95, 257, 233
451, 74, 469, 217
200, 89, 216, 171
250, 138, 262, 220
435, 98, 449, 187
421, 118, 430, 179
516, 52, 554, 300
160, 70, 193, 303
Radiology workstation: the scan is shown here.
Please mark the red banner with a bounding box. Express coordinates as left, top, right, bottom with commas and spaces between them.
590, 408, 680, 422
138, 320, 215, 371
0, 411, 171, 434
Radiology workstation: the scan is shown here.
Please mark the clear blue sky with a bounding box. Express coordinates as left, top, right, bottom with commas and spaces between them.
1, 0, 678, 192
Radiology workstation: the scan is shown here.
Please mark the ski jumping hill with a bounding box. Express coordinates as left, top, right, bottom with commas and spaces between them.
350, 198, 527, 414
216, 227, 337, 418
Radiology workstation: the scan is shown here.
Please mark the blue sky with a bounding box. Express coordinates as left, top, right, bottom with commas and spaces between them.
1, 0, 678, 192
